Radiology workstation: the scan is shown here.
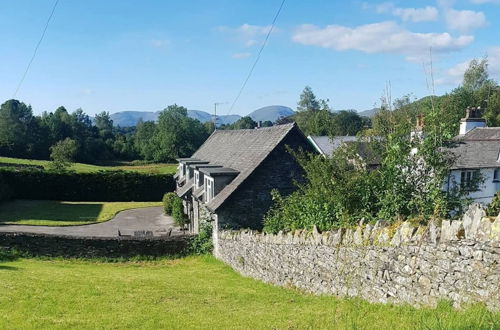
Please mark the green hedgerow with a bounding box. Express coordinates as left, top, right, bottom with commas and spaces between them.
162, 192, 178, 215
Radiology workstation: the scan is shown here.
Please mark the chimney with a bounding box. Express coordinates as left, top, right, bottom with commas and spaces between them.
459, 106, 486, 135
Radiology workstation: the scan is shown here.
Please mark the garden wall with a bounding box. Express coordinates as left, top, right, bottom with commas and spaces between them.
0, 232, 189, 258
216, 205, 500, 310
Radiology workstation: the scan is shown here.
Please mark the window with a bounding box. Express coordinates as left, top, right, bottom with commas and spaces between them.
194, 171, 200, 188
460, 170, 480, 190
205, 177, 214, 202
494, 169, 500, 182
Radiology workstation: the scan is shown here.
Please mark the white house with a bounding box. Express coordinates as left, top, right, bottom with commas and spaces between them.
444, 107, 500, 205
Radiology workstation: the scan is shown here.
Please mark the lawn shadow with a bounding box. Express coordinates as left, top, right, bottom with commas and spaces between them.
0, 265, 18, 271
0, 200, 104, 224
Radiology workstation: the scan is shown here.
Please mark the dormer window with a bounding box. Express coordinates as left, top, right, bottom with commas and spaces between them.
205, 177, 214, 202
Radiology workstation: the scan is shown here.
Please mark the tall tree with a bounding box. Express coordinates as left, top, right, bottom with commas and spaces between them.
297, 86, 320, 112
0, 99, 35, 157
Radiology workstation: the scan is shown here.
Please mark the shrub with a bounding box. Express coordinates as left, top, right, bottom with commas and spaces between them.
171, 196, 189, 227
162, 192, 177, 215
487, 192, 500, 216
0, 176, 10, 201
49, 138, 78, 172
0, 168, 174, 202
187, 223, 213, 255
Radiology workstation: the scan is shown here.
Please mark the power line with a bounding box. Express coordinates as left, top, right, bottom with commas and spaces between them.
227, 0, 286, 115
13, 0, 60, 98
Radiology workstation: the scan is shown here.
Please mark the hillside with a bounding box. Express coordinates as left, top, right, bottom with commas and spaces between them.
110, 110, 241, 127
110, 106, 293, 127
248, 105, 294, 122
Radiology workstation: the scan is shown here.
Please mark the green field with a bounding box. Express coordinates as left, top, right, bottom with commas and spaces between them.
0, 200, 162, 226
0, 156, 177, 174
0, 256, 496, 329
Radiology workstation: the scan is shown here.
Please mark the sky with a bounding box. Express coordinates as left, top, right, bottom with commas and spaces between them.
0, 0, 499, 116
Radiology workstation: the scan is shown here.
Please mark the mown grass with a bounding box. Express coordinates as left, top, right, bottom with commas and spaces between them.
0, 200, 162, 226
0, 156, 177, 174
0, 256, 497, 329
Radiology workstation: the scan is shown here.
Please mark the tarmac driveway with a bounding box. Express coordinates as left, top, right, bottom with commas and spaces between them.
0, 206, 184, 238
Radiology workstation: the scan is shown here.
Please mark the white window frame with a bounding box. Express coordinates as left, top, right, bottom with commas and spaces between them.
460, 169, 479, 190
194, 170, 200, 188
494, 169, 500, 182
205, 177, 214, 202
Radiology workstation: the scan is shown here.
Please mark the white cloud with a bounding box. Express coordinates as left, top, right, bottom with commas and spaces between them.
217, 24, 273, 47
369, 2, 439, 22
150, 39, 170, 48
232, 52, 252, 59
392, 6, 439, 22
436, 47, 500, 85
292, 21, 473, 59
444, 8, 487, 32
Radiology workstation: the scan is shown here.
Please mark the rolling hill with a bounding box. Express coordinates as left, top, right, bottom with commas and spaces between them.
248, 105, 294, 122
110, 106, 294, 127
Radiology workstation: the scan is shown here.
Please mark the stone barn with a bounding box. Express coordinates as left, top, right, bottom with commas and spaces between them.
175, 123, 314, 233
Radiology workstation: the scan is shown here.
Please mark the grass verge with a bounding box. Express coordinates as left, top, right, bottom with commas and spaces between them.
0, 256, 497, 329
0, 156, 177, 174
0, 200, 162, 226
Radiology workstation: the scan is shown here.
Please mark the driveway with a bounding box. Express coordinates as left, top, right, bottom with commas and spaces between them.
0, 206, 185, 238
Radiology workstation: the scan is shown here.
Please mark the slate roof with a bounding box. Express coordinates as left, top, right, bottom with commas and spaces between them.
176, 178, 194, 197
449, 127, 500, 169
461, 127, 500, 141
307, 136, 357, 157
308, 135, 381, 165
190, 123, 300, 211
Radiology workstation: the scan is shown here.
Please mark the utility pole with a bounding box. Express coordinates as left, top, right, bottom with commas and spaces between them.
213, 102, 224, 131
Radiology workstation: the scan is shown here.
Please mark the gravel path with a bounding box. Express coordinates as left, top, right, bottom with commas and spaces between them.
0, 206, 184, 238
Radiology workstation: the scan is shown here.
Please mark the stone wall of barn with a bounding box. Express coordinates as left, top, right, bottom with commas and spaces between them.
217, 128, 314, 230
216, 205, 500, 309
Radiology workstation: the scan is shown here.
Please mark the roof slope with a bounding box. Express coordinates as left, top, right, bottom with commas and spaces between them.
307, 136, 357, 157
450, 140, 500, 169
462, 127, 500, 141
449, 127, 500, 169
191, 123, 299, 211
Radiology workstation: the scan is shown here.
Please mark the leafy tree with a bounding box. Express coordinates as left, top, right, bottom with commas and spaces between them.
0, 99, 35, 157
231, 116, 257, 129
49, 138, 77, 171
153, 105, 208, 162
297, 86, 320, 112
134, 120, 158, 160
94, 111, 114, 140
262, 120, 273, 127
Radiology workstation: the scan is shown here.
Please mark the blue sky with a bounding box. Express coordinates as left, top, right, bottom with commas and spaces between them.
1, 0, 499, 116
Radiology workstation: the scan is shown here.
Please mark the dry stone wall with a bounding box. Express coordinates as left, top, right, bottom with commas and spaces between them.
216, 204, 500, 309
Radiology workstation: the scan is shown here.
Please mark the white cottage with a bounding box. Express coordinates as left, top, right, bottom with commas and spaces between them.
444, 107, 500, 205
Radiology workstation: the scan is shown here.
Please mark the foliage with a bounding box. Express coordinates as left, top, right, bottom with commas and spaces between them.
0, 257, 497, 329
162, 192, 177, 215
293, 86, 368, 136
186, 223, 213, 255
49, 138, 77, 171
171, 196, 189, 227
0, 168, 174, 202
264, 148, 382, 233
487, 192, 500, 216
220, 116, 257, 130
0, 200, 162, 226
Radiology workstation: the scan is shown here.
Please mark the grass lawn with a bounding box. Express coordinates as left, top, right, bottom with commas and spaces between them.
0, 200, 162, 226
0, 156, 177, 174
0, 256, 497, 329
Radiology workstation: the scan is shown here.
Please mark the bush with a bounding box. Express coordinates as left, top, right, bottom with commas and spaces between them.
487, 192, 500, 216
0, 176, 10, 202
187, 223, 213, 255
0, 168, 174, 202
171, 196, 189, 227
162, 192, 177, 215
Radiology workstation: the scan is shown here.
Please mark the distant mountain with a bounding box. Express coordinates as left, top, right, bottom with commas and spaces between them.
110, 111, 159, 127
110, 110, 241, 127
248, 105, 295, 123
357, 108, 380, 118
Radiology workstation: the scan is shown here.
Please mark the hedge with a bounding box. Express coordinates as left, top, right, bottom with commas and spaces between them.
0, 169, 175, 202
